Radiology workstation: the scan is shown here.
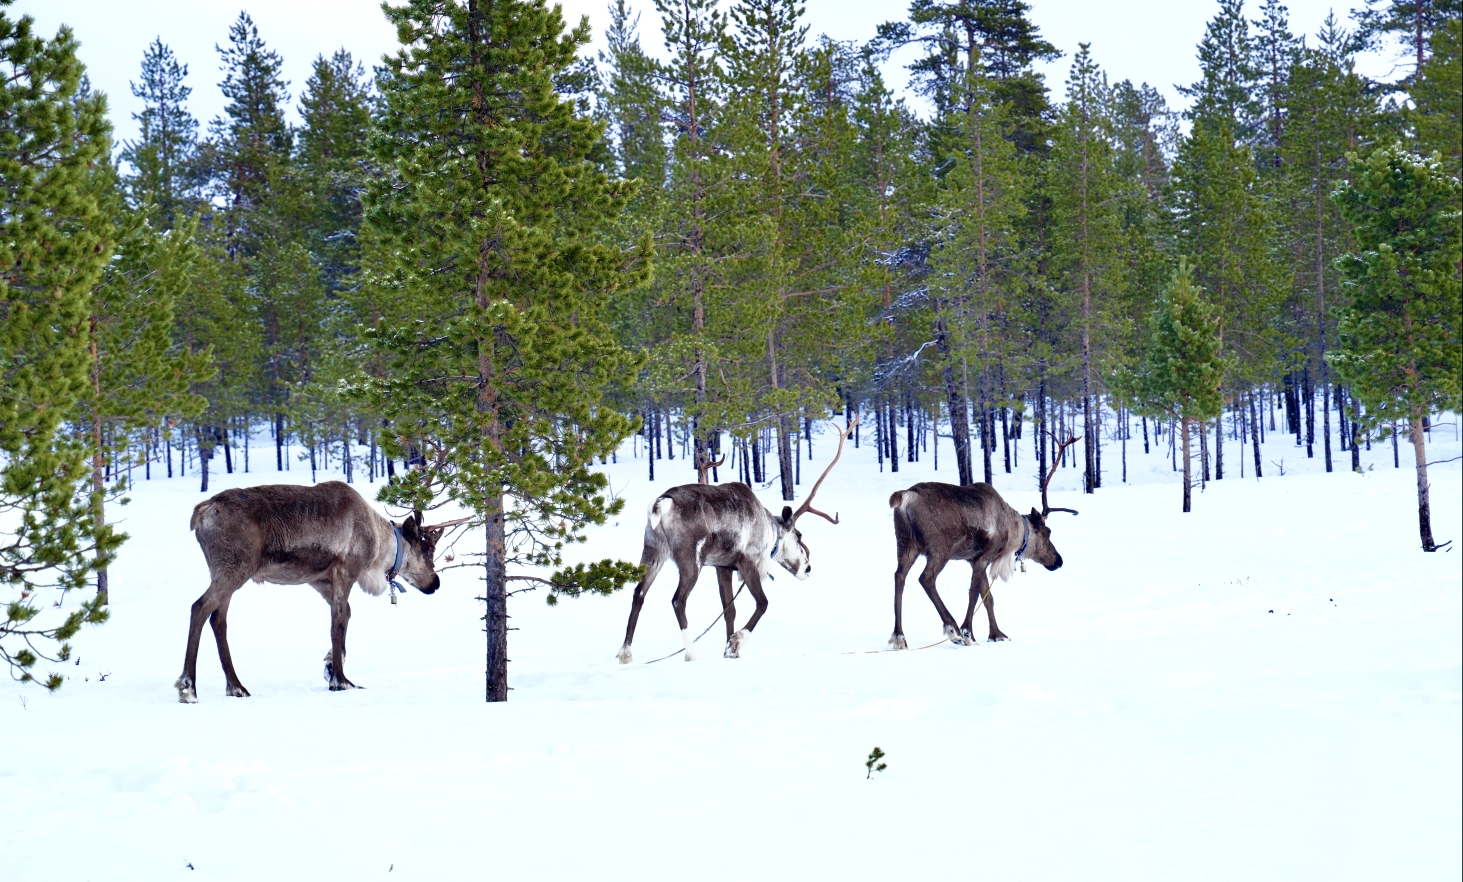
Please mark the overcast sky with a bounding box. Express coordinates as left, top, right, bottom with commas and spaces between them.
18, 0, 1402, 150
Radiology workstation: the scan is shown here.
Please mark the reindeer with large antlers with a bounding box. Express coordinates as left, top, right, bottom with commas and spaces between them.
885, 434, 1079, 649
616, 417, 859, 663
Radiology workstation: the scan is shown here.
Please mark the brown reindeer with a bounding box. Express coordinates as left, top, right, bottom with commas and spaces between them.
617, 417, 858, 663
176, 481, 459, 703
886, 434, 1078, 649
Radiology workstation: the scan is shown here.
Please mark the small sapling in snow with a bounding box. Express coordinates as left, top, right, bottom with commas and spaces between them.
866, 747, 887, 779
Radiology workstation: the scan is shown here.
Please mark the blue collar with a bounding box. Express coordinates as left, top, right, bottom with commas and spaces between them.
387, 527, 406, 592
1014, 516, 1030, 561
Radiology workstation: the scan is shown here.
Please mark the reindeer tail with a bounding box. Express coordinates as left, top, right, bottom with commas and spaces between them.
888, 490, 913, 512
647, 496, 673, 532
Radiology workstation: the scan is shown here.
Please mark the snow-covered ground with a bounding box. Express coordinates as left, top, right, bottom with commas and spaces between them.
4, 417, 1460, 880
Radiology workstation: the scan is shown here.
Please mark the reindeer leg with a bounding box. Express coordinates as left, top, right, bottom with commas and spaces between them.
716, 567, 739, 658
618, 541, 666, 664
983, 580, 1009, 642
726, 559, 764, 658
670, 553, 702, 661
209, 591, 249, 697
177, 574, 242, 703
890, 543, 919, 651
917, 554, 966, 645
325, 579, 358, 690
961, 562, 990, 645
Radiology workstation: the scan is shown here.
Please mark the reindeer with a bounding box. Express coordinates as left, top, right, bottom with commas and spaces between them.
175, 481, 462, 703
616, 417, 859, 663
886, 434, 1079, 649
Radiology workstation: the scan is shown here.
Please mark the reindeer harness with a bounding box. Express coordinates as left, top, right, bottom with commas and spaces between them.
1014, 516, 1031, 573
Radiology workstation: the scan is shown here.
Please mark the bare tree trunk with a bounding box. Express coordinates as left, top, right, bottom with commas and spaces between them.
1181, 416, 1193, 513
936, 319, 972, 485
1213, 400, 1223, 480
1410, 411, 1438, 551
484, 496, 508, 700
1249, 389, 1263, 478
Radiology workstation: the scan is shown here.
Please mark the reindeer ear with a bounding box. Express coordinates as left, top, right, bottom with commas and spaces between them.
780, 505, 793, 524
1029, 508, 1044, 528
404, 511, 422, 539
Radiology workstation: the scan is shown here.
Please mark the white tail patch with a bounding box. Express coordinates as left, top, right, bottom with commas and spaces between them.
649, 497, 674, 531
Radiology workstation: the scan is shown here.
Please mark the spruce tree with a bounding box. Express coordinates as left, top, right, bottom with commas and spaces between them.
1115, 261, 1225, 512
364, 0, 648, 701
119, 38, 198, 229
0, 6, 118, 688
1330, 144, 1461, 551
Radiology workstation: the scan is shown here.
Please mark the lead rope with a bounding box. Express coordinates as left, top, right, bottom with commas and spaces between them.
644, 584, 747, 665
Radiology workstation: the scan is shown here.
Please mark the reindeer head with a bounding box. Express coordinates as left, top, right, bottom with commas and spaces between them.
775, 415, 860, 581
771, 505, 812, 580
1023, 432, 1080, 572
396, 511, 447, 594
1022, 508, 1064, 571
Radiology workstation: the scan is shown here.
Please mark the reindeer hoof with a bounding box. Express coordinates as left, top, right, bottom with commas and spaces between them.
225, 683, 251, 698
988, 631, 1009, 642
943, 625, 972, 646
724, 629, 751, 659
887, 634, 909, 651
960, 627, 978, 645
328, 679, 360, 691
615, 645, 633, 665
175, 677, 198, 704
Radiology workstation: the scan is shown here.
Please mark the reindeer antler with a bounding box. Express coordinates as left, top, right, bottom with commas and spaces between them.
422, 515, 472, 532
1041, 430, 1080, 517
791, 415, 860, 525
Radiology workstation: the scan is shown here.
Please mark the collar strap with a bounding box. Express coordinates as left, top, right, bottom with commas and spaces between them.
1015, 516, 1030, 561
387, 527, 406, 587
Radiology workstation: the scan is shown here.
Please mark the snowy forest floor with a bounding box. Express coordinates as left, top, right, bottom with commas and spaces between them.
4, 418, 1460, 880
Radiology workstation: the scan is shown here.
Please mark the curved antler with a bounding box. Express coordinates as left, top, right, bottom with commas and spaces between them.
792, 415, 860, 525
1041, 430, 1080, 517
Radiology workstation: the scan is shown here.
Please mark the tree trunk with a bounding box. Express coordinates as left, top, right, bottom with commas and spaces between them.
888, 396, 899, 473
1409, 411, 1437, 551
1249, 389, 1263, 478
484, 495, 508, 700
936, 320, 972, 485
1213, 401, 1223, 480
1181, 416, 1192, 512
275, 412, 285, 470
776, 416, 794, 500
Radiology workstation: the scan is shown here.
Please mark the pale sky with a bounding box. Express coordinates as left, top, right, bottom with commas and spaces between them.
18, 0, 1401, 150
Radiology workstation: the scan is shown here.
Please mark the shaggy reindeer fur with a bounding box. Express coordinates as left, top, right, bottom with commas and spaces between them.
888, 482, 1064, 649
176, 482, 444, 703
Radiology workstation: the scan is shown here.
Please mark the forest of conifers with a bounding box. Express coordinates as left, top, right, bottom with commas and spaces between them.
1, 0, 1459, 684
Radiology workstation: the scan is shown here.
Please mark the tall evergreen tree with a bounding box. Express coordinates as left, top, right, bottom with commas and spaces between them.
1330, 144, 1461, 551
119, 38, 198, 229
1114, 261, 1226, 512
84, 182, 213, 603
364, 0, 649, 701
1049, 43, 1122, 493
0, 6, 118, 688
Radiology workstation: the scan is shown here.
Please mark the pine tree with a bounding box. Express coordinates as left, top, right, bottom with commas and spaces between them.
119, 38, 198, 229
1409, 16, 1461, 178
1049, 43, 1122, 493
1114, 261, 1226, 512
927, 62, 1023, 485
84, 182, 213, 603
1280, 23, 1378, 473
363, 0, 649, 701
1330, 144, 1461, 551
0, 7, 118, 688
1351, 0, 1462, 81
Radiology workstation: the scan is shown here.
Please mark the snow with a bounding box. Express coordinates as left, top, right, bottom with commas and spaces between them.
3, 419, 1460, 880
